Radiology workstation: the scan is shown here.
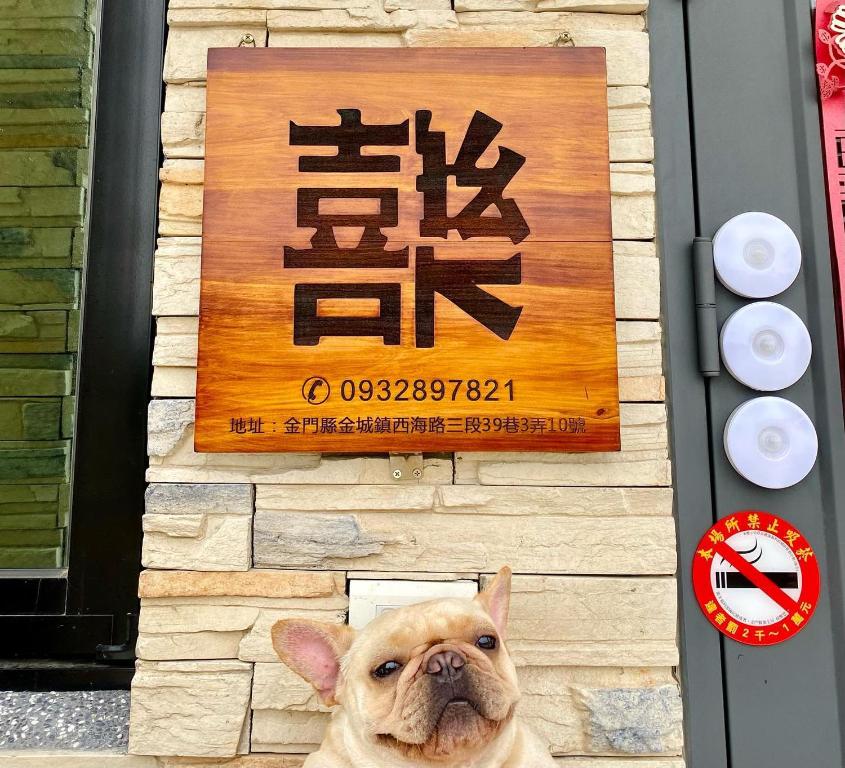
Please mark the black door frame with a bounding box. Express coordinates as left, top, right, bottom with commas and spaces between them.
0, 0, 166, 689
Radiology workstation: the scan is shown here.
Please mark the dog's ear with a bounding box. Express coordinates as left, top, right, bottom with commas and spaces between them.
271, 619, 356, 706
476, 566, 512, 640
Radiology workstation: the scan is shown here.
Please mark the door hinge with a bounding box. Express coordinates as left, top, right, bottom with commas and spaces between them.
693, 237, 721, 378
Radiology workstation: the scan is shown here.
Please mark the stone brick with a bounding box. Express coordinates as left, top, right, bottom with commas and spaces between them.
517, 667, 682, 756
614, 255, 660, 319
160, 758, 305, 768
148, 399, 195, 457
66, 307, 79, 351
608, 85, 651, 109
139, 568, 344, 599
385, 0, 451, 9
455, 9, 643, 28
0, 0, 87, 17
0, 79, 81, 111
0, 397, 61, 440
160, 158, 205, 184
251, 708, 329, 754
170, 0, 377, 6
269, 30, 406, 47
0, 182, 82, 220
608, 104, 651, 136
612, 193, 656, 240
251, 662, 329, 752
0, 227, 74, 268
0, 754, 158, 768
0, 149, 81, 186
0, 109, 88, 150
0, 528, 62, 547
0, 545, 61, 568
162, 112, 206, 159
136, 571, 347, 661
0, 441, 69, 484
552, 761, 684, 768
159, 181, 203, 237
536, 0, 648, 10
617, 322, 664, 402
152, 237, 201, 316
580, 685, 683, 754
455, 0, 536, 9
151, 366, 196, 398
610, 135, 654, 162
153, 317, 198, 367
0, 483, 60, 516
164, 84, 207, 113
266, 7, 421, 31
0, 353, 73, 396
614, 239, 656, 258
61, 394, 75, 438
0, 25, 92, 69
146, 482, 253, 516
142, 483, 253, 571
0, 269, 78, 310
611, 163, 656, 195
129, 660, 252, 757
0, 310, 67, 353
0, 514, 56, 531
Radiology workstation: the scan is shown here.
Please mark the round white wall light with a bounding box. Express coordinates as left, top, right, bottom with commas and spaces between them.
713, 212, 801, 298
720, 302, 812, 391
724, 397, 818, 489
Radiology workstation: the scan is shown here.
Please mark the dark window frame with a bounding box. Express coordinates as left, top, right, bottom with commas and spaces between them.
0, 0, 166, 690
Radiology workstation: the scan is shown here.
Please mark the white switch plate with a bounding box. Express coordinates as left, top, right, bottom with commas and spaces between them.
348, 579, 479, 629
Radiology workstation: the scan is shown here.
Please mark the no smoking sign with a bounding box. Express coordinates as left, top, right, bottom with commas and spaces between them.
693, 511, 819, 646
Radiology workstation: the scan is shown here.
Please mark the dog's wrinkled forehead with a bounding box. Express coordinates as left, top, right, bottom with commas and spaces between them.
348, 598, 494, 661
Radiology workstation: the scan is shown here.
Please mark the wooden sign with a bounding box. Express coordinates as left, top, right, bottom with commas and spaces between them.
196, 48, 620, 453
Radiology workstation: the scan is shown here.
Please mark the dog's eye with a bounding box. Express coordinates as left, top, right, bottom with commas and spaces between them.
476, 635, 497, 651
373, 660, 402, 679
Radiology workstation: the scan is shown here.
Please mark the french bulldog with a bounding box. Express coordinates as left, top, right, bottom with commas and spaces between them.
271, 566, 556, 768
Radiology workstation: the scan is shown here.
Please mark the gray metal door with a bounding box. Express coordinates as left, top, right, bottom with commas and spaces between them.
652, 1, 845, 766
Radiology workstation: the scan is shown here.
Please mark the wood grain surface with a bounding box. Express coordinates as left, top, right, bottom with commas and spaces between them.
196, 48, 619, 452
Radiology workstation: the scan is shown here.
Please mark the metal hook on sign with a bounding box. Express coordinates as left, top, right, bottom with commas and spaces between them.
552, 32, 575, 48
239, 33, 257, 48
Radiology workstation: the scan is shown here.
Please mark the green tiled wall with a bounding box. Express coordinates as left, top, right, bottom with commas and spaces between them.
0, 0, 96, 569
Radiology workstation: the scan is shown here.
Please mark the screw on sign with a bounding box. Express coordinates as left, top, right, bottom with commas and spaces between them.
692, 511, 820, 646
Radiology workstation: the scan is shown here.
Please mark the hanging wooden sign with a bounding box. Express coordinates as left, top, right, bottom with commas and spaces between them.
195, 48, 619, 453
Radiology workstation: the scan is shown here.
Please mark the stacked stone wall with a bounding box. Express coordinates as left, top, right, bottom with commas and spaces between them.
0, 0, 96, 569
130, 2, 683, 766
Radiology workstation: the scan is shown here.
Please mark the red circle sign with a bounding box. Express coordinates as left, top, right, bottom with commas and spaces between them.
693, 511, 820, 646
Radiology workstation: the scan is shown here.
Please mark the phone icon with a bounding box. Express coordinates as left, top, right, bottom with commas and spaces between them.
301, 376, 330, 405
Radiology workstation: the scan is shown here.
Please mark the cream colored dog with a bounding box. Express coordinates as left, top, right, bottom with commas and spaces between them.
271, 567, 555, 768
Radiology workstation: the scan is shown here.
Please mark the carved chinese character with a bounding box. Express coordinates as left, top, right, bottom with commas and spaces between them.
290, 108, 409, 172
415, 246, 522, 348
416, 109, 529, 243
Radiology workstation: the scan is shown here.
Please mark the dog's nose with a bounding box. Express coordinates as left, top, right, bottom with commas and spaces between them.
426, 650, 465, 683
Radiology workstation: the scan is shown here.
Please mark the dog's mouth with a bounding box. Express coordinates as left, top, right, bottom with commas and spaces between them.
377, 692, 513, 760
437, 697, 476, 720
